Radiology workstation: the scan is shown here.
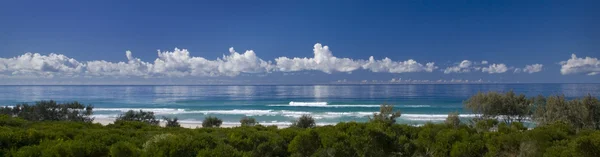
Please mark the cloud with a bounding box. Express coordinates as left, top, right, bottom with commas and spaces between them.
560, 54, 600, 75
274, 44, 362, 73
1, 43, 436, 78
522, 64, 543, 73
481, 64, 508, 74
0, 53, 84, 77
275, 43, 436, 73
362, 57, 437, 73
443, 60, 473, 74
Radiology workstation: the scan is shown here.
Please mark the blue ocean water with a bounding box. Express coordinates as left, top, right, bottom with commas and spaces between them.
1, 84, 599, 126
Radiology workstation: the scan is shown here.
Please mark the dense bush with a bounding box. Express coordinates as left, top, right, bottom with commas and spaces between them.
0, 115, 598, 157
240, 116, 258, 127
115, 110, 159, 126
0, 100, 93, 122
291, 114, 315, 128
202, 116, 222, 128
368, 104, 401, 125
162, 116, 180, 128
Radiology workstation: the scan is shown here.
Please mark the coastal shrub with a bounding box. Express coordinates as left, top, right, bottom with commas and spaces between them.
291, 115, 315, 128
162, 116, 180, 128
109, 141, 141, 157
533, 94, 600, 130
202, 116, 222, 128
446, 112, 461, 128
240, 116, 258, 127
288, 130, 321, 156
464, 91, 531, 124
368, 104, 401, 125
0, 100, 93, 122
115, 110, 159, 126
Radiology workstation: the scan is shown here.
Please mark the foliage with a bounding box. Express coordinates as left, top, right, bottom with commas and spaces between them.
240, 116, 258, 127
464, 91, 531, 124
115, 110, 159, 126
291, 114, 315, 128
446, 112, 461, 128
368, 104, 401, 125
162, 116, 180, 128
0, 100, 93, 122
202, 116, 222, 128
533, 94, 600, 130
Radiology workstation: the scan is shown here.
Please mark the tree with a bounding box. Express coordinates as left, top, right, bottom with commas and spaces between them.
240, 116, 258, 127
162, 116, 181, 128
202, 116, 222, 128
368, 104, 401, 125
446, 112, 461, 128
0, 100, 94, 122
115, 110, 159, 126
291, 115, 315, 128
464, 91, 531, 124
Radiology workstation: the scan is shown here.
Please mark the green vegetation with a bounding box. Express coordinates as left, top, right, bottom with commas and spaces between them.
115, 110, 159, 126
202, 116, 222, 128
0, 92, 598, 157
240, 116, 258, 127
291, 114, 315, 128
0, 100, 93, 122
162, 116, 181, 128
368, 104, 401, 125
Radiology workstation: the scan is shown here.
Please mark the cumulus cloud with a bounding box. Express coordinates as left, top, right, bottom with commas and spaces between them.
560, 54, 600, 75
525, 64, 543, 73
1, 43, 436, 78
275, 43, 436, 74
443, 60, 473, 74
481, 64, 508, 74
274, 44, 362, 73
0, 53, 84, 77
362, 57, 437, 73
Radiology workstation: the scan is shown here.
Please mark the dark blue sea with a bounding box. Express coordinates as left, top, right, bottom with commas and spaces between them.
1, 84, 599, 126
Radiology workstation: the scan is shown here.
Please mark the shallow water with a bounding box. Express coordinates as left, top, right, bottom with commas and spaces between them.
1, 84, 598, 125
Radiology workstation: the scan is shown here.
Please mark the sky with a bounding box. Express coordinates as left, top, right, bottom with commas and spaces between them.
0, 0, 599, 84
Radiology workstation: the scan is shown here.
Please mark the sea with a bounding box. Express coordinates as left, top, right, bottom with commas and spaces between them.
1, 84, 599, 126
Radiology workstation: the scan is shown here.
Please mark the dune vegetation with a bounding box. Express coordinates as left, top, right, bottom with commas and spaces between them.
0, 92, 599, 157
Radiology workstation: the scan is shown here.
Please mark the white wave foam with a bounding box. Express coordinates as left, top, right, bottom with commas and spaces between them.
289, 101, 327, 106
94, 108, 186, 114
177, 120, 336, 126
268, 103, 433, 108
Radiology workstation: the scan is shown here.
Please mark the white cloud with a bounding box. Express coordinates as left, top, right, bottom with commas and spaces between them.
443, 60, 473, 74
274, 44, 362, 73
481, 64, 508, 74
560, 54, 600, 75
362, 57, 437, 73
86, 51, 153, 77
481, 61, 488, 64
0, 53, 84, 77
2, 43, 436, 78
276, 43, 436, 73
522, 64, 543, 73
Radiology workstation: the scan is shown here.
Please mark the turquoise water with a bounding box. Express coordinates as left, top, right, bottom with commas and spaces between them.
1, 84, 599, 126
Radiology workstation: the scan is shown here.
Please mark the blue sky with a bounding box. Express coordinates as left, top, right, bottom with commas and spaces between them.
0, 0, 598, 84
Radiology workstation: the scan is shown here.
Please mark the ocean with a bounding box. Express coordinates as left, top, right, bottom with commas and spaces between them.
1, 84, 599, 126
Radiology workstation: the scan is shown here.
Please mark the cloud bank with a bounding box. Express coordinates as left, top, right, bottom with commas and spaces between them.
1, 43, 436, 78
560, 54, 600, 75
275, 43, 436, 74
